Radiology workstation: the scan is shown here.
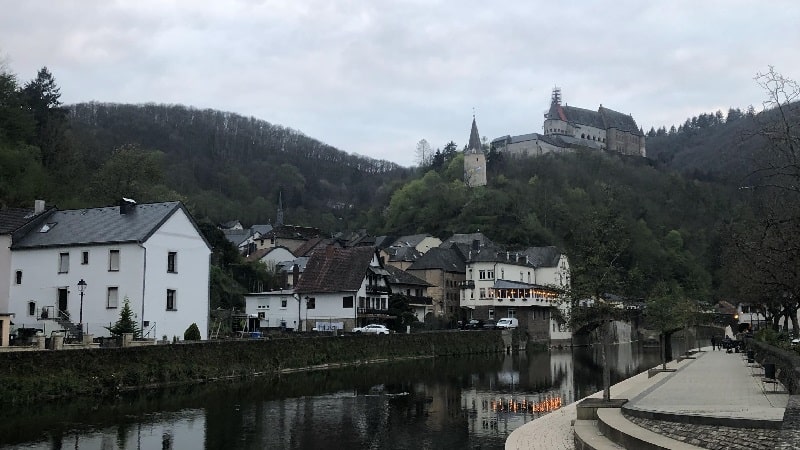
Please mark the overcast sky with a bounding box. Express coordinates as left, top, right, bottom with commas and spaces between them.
2, 1, 798, 167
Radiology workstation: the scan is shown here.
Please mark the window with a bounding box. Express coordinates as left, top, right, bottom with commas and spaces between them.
488, 307, 494, 319
107, 287, 119, 308
281, 298, 287, 308
28, 301, 35, 316
167, 252, 177, 273
479, 288, 485, 298
500, 269, 504, 279
166, 289, 177, 311
343, 296, 354, 308
488, 270, 494, 279
81, 251, 89, 265
306, 297, 316, 309
58, 252, 69, 273
15, 270, 22, 285
109, 250, 120, 271
508, 308, 516, 318
479, 270, 486, 280
520, 272, 523, 281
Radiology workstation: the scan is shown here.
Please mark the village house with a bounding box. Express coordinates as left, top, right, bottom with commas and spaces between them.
383, 264, 434, 322
246, 246, 390, 332
407, 247, 465, 321
460, 245, 571, 344
8, 199, 211, 341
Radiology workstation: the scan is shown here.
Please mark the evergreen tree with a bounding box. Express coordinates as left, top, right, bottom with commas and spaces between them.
106, 297, 141, 337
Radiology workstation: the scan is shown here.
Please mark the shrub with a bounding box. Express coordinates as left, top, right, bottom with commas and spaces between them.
184, 323, 201, 341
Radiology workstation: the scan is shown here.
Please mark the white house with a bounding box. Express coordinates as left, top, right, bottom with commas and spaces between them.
297, 245, 390, 332
9, 200, 211, 340
460, 246, 571, 344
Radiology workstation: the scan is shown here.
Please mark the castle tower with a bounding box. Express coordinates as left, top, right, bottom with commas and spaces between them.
464, 116, 487, 187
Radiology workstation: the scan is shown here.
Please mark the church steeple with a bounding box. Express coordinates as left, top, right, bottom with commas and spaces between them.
276, 190, 284, 227
467, 115, 482, 153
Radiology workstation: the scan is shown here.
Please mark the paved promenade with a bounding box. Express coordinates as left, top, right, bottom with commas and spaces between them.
506, 346, 790, 450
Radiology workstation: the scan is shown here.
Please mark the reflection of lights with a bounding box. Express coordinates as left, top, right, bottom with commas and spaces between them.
489, 395, 562, 415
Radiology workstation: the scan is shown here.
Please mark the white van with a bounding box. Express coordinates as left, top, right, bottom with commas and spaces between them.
496, 318, 518, 329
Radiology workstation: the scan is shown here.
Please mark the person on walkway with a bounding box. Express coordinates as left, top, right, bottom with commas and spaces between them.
711, 335, 717, 351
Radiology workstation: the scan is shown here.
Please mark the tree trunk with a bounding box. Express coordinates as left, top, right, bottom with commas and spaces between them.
661, 333, 667, 370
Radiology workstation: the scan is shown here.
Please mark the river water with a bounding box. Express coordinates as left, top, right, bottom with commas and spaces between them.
0, 341, 686, 450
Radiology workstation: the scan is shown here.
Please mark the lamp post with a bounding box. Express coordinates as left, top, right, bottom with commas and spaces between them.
77, 279, 87, 335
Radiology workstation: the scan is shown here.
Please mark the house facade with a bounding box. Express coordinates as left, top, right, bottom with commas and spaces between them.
407, 247, 465, 321
8, 200, 211, 340
276, 245, 392, 331
384, 264, 433, 322
460, 247, 571, 343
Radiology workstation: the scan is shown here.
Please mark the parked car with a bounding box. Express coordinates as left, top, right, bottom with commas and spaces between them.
461, 319, 484, 330
496, 318, 519, 329
352, 324, 391, 335
482, 319, 497, 330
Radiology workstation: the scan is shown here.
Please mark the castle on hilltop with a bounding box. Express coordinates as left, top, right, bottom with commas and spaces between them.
491, 88, 646, 158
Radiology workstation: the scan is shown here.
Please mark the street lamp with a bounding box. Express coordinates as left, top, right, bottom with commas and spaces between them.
77, 279, 87, 333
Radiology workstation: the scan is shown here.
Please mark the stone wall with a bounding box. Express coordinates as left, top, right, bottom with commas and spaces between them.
0, 331, 505, 406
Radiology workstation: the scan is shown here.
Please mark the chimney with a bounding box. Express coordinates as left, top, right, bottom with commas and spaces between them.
34, 200, 45, 214
119, 198, 137, 215
292, 264, 300, 288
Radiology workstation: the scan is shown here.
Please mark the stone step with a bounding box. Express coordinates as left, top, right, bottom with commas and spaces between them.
596, 408, 704, 450
573, 419, 623, 450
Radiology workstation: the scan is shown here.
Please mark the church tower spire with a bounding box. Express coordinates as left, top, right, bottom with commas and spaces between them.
276, 190, 284, 227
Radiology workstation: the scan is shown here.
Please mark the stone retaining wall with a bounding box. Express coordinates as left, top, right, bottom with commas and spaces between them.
0, 331, 505, 405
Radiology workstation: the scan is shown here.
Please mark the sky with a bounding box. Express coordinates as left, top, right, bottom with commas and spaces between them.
1, 1, 799, 167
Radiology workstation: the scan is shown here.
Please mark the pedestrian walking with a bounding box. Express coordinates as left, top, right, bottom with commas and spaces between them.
711, 335, 717, 351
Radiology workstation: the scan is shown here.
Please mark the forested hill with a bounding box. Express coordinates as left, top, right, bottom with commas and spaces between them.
645, 102, 799, 181
67, 102, 412, 226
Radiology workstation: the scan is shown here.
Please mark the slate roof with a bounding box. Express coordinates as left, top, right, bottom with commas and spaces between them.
547, 102, 643, 137
0, 208, 48, 234
384, 264, 432, 287
223, 228, 251, 246
295, 246, 376, 294
599, 106, 643, 135
387, 246, 422, 262
441, 232, 494, 249
374, 235, 396, 250
466, 117, 482, 153
276, 256, 309, 273
267, 225, 322, 240
12, 202, 205, 249
521, 246, 563, 268
251, 224, 273, 236
392, 233, 432, 248
408, 247, 465, 273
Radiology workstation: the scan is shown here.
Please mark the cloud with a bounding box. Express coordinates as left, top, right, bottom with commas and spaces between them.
1, 0, 799, 166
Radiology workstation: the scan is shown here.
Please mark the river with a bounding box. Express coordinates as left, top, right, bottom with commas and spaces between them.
0, 341, 690, 450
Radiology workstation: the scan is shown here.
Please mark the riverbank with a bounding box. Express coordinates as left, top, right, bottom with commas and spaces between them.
507, 345, 798, 449
0, 331, 509, 405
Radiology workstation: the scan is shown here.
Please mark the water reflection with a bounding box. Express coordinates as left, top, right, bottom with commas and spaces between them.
1, 343, 672, 450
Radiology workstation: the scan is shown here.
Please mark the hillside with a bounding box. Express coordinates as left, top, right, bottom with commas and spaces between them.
67, 102, 412, 227
645, 103, 799, 182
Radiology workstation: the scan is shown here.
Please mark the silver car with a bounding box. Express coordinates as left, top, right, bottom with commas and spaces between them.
352, 324, 391, 335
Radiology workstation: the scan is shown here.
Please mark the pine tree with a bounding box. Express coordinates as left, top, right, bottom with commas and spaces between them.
106, 297, 141, 337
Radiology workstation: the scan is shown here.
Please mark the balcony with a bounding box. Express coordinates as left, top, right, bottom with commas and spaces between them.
366, 285, 390, 295
459, 280, 475, 289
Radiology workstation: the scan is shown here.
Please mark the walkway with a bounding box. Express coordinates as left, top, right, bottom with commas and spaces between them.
506, 346, 790, 449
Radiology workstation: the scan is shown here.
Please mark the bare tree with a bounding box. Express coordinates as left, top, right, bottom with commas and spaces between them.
415, 139, 432, 167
